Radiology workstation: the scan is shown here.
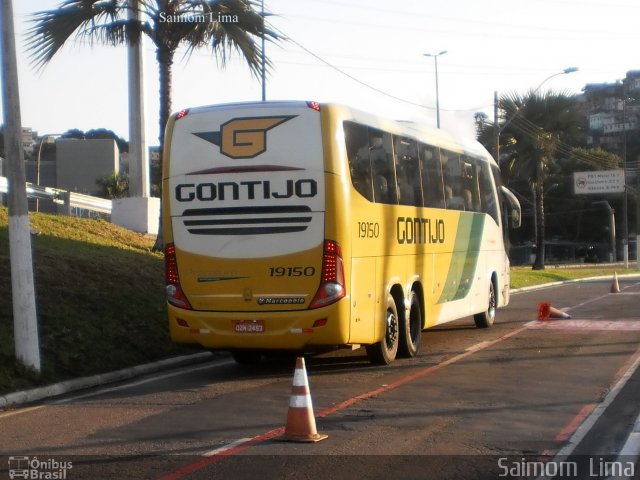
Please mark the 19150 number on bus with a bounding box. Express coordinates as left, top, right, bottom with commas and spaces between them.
269, 266, 316, 277
358, 221, 380, 238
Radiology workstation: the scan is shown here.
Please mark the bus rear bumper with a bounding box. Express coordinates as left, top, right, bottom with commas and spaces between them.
167, 302, 350, 351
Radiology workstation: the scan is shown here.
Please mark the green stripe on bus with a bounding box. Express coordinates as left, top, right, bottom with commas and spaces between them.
437, 213, 485, 304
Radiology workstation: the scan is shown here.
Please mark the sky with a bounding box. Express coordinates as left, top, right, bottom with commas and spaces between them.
3, 0, 640, 147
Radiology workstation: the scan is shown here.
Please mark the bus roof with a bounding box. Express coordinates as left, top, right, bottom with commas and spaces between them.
171, 100, 497, 165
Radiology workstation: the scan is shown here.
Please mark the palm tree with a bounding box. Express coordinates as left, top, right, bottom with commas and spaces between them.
27, 0, 277, 148
492, 90, 585, 270
26, 0, 279, 246
96, 171, 130, 199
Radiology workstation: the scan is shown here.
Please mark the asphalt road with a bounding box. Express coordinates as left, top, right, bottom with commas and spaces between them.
1, 276, 639, 480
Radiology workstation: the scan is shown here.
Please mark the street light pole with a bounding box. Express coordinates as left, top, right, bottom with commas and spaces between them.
35, 133, 61, 212
621, 82, 629, 268
424, 50, 447, 128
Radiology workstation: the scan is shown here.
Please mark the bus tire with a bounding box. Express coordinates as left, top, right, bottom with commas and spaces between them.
474, 280, 496, 328
398, 291, 422, 358
366, 295, 399, 365
231, 349, 263, 365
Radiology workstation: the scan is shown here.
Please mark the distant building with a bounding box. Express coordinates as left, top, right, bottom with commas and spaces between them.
22, 127, 36, 156
118, 151, 129, 174
588, 112, 616, 131
582, 70, 640, 186
119, 146, 160, 176
56, 138, 119, 196
149, 146, 162, 196
149, 146, 161, 163
25, 136, 57, 189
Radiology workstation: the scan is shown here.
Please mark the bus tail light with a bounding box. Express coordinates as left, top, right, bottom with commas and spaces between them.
310, 240, 345, 309
165, 243, 192, 309
175, 109, 190, 120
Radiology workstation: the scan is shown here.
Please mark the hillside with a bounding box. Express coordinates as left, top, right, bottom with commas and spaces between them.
0, 207, 189, 394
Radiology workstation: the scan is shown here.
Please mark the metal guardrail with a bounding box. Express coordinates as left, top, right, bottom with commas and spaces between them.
0, 176, 112, 215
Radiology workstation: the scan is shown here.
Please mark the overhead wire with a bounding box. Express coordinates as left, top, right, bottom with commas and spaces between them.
269, 3, 638, 177
504, 114, 630, 170
286, 1, 639, 39
266, 22, 493, 113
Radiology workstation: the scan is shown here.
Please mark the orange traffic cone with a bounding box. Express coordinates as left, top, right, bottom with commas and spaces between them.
538, 302, 571, 321
279, 357, 328, 443
611, 272, 621, 293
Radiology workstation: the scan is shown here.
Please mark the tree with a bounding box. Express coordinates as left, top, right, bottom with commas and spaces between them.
27, 0, 279, 247
480, 90, 585, 269
96, 171, 129, 198
61, 128, 130, 152
60, 128, 86, 140
86, 128, 129, 152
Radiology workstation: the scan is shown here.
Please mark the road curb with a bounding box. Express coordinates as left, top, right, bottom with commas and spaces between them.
0, 352, 213, 409
511, 272, 640, 294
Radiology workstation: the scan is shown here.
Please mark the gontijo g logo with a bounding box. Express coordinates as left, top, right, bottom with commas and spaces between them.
193, 115, 296, 159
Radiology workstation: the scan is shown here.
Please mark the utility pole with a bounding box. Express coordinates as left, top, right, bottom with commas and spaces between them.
260, 0, 266, 101
493, 91, 500, 161
621, 82, 629, 268
1, 0, 41, 372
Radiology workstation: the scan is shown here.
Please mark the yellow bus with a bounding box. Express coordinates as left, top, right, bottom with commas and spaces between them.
162, 101, 521, 365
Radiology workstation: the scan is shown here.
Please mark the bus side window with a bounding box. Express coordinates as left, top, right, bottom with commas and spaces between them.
420, 144, 445, 208
344, 121, 374, 202
368, 128, 397, 204
394, 135, 422, 206
442, 151, 464, 210
461, 155, 482, 212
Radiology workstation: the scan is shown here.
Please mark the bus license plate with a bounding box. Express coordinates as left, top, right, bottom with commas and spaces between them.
234, 320, 265, 333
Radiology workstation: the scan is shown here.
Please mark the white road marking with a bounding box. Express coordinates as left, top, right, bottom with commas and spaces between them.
202, 437, 252, 457
527, 319, 640, 331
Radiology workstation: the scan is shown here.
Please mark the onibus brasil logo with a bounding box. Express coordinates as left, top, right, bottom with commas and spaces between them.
8, 456, 72, 479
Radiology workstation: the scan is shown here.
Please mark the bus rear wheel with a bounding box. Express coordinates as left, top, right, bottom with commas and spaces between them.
474, 281, 496, 328
366, 295, 399, 365
398, 291, 422, 358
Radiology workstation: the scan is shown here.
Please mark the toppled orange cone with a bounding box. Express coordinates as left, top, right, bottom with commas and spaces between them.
279, 357, 328, 443
538, 302, 571, 321
611, 272, 621, 293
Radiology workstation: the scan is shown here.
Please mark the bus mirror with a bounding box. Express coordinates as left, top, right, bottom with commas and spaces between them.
500, 186, 521, 229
